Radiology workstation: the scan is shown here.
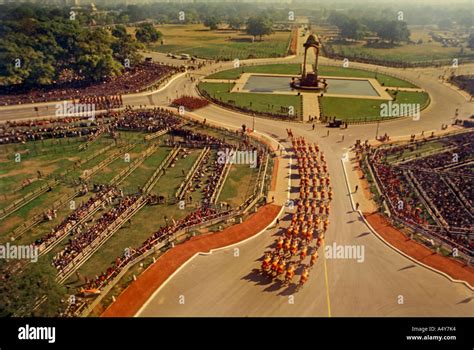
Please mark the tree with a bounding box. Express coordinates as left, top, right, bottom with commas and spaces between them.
246, 15, 273, 41
327, 12, 363, 40
340, 17, 363, 40
438, 19, 452, 31
228, 15, 244, 30
468, 34, 474, 49
112, 25, 128, 38
111, 25, 142, 67
203, 16, 220, 30
0, 10, 133, 86
377, 20, 410, 44
457, 13, 473, 30
135, 23, 162, 43
0, 259, 66, 317
76, 28, 123, 82
125, 4, 146, 23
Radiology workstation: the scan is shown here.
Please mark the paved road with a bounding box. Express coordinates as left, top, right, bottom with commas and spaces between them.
137, 103, 473, 317
1, 41, 473, 317
136, 53, 473, 317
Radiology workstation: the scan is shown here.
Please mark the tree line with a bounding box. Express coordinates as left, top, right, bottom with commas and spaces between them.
0, 7, 162, 87
327, 12, 410, 44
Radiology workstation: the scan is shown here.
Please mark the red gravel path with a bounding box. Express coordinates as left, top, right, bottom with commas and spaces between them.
365, 212, 474, 286
101, 204, 282, 317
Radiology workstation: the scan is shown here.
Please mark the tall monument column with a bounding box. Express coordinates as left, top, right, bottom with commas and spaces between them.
292, 33, 327, 91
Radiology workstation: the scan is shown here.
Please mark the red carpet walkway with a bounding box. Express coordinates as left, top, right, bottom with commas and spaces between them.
365, 212, 474, 286
102, 204, 281, 317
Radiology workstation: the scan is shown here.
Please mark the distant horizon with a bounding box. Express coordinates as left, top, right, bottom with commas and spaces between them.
0, 0, 472, 5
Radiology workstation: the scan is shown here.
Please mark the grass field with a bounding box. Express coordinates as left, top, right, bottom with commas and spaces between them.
206, 63, 301, 80
201, 64, 421, 121
0, 124, 263, 316
325, 26, 474, 64
0, 138, 112, 194
319, 91, 429, 122
147, 24, 291, 60
206, 63, 417, 88
199, 82, 302, 117
386, 141, 444, 164
389, 91, 431, 108
219, 164, 258, 207
318, 66, 417, 88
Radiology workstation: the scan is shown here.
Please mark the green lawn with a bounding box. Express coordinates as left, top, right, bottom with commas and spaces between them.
219, 164, 258, 207
148, 23, 291, 60
206, 64, 301, 80
319, 91, 429, 122
1, 125, 264, 315
205, 63, 416, 88
389, 91, 430, 109
120, 147, 171, 194
89, 143, 147, 185
199, 82, 302, 118
150, 150, 200, 198
328, 40, 473, 65
71, 203, 195, 282
0, 185, 73, 240
72, 152, 258, 281
318, 66, 417, 88
386, 141, 444, 164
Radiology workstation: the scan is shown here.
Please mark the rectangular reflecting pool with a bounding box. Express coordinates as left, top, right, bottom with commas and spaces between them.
324, 78, 379, 96
243, 75, 296, 93
242, 75, 380, 97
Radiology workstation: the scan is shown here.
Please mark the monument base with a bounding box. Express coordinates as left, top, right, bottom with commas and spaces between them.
291, 77, 328, 91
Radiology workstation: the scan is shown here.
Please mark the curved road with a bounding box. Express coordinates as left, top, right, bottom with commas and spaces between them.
1, 37, 472, 316
136, 50, 474, 317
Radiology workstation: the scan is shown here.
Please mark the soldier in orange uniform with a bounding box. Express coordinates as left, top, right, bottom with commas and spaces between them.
300, 245, 308, 261
285, 264, 296, 285
310, 250, 319, 267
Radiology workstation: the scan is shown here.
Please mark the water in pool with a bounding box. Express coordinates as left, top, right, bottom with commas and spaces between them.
243, 75, 379, 97
243, 75, 296, 93
324, 78, 379, 96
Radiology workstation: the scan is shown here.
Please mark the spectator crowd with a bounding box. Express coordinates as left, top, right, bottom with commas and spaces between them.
0, 63, 177, 106
365, 131, 473, 254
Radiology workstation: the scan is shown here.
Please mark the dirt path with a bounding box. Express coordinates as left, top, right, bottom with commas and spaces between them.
365, 212, 474, 286
101, 204, 282, 317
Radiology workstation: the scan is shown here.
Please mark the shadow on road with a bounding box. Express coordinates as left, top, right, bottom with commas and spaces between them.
398, 264, 417, 271
357, 232, 371, 238
456, 296, 472, 304
277, 284, 298, 296
242, 269, 273, 287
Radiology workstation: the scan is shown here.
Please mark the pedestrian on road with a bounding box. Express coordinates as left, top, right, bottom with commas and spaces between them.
341, 135, 345, 142
327, 130, 330, 137
355, 185, 359, 193
355, 202, 360, 211
312, 123, 315, 130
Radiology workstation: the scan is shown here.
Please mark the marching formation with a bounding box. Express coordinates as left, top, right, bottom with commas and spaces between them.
260, 135, 332, 291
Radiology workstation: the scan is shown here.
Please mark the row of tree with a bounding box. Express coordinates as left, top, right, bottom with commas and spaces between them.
0, 10, 162, 87
327, 12, 411, 44
203, 15, 274, 41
